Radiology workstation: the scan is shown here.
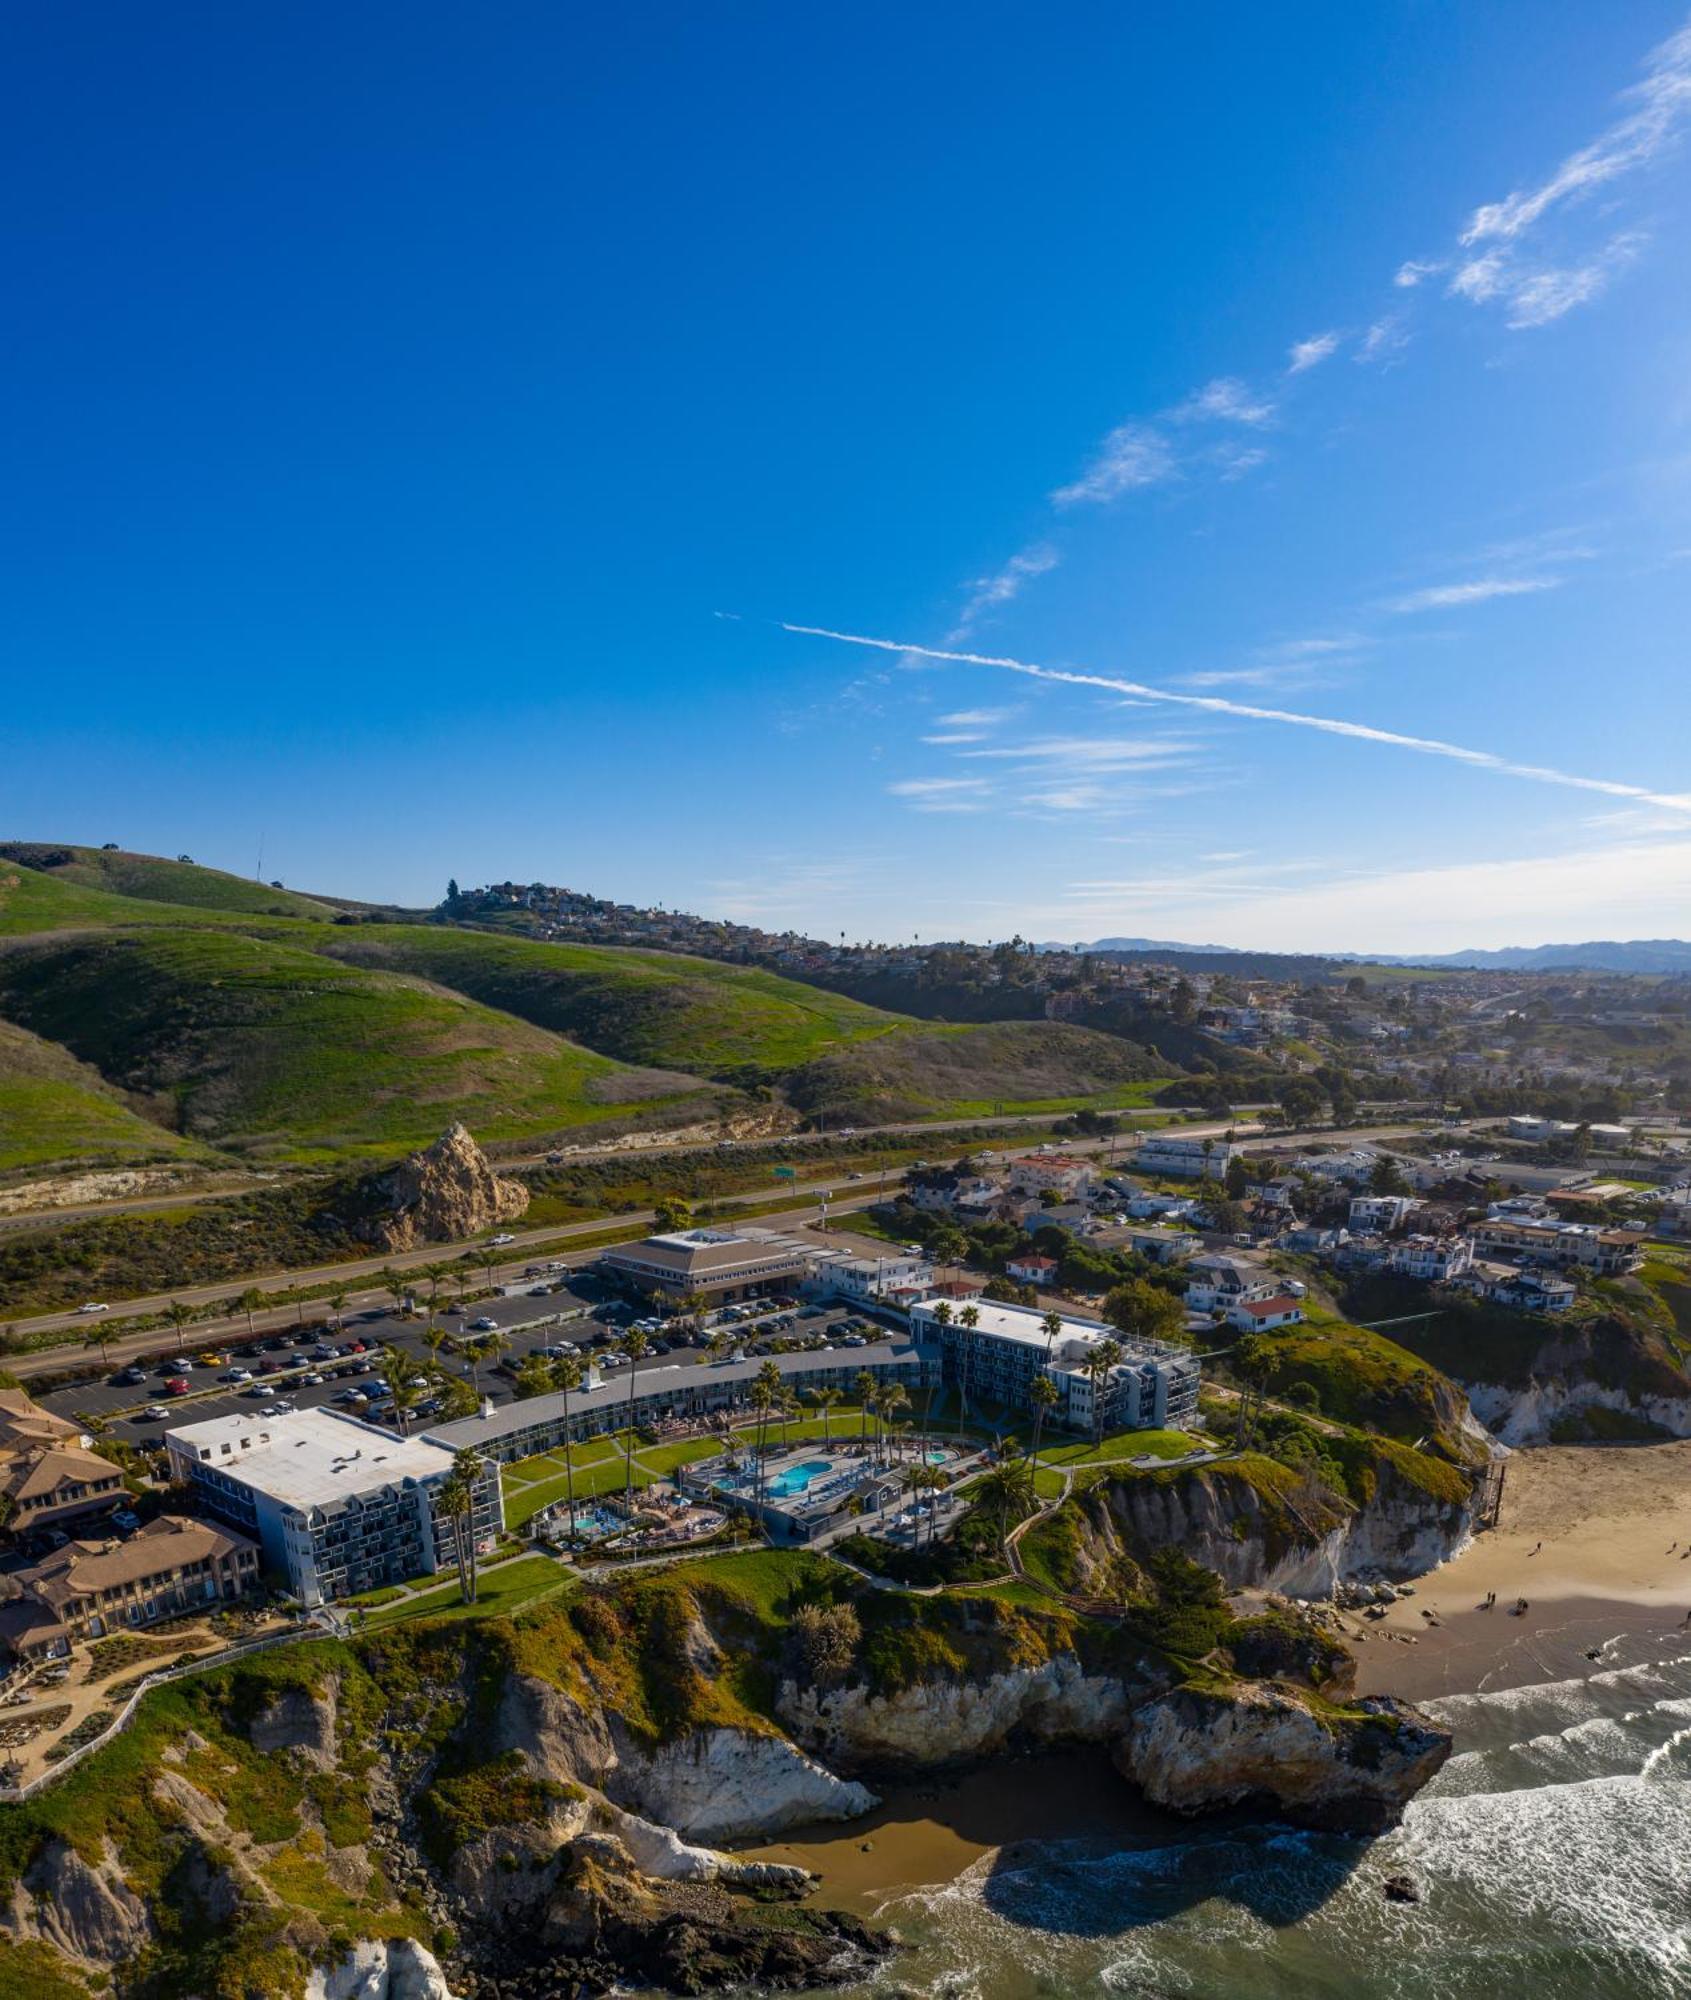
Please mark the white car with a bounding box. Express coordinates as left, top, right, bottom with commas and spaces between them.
76, 1302, 109, 1316
489, 1233, 516, 1247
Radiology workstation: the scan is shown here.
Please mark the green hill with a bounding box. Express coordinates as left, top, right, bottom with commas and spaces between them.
308, 923, 902, 1079
0, 928, 714, 1163
0, 842, 1190, 1170
0, 1020, 215, 1178
0, 842, 337, 919
787, 1018, 1174, 1122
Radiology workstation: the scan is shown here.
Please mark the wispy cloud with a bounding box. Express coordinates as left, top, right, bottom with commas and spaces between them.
948, 542, 1061, 637
1357, 314, 1409, 363
921, 731, 985, 744
1461, 21, 1691, 245
1394, 259, 1443, 289
1287, 330, 1341, 374
1173, 376, 1276, 425
939, 707, 1015, 727
885, 775, 991, 813
962, 734, 1195, 772
1051, 423, 1176, 506
1389, 575, 1561, 613
783, 622, 1691, 818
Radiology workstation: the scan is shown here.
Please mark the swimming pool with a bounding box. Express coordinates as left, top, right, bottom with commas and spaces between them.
766, 1457, 834, 1499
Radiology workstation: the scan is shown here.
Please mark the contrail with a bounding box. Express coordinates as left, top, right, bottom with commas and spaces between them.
781, 623, 1691, 817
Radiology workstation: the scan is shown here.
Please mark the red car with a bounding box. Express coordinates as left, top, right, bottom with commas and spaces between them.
164, 1376, 191, 1396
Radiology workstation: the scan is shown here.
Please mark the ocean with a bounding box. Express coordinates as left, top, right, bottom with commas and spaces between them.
786, 1629, 1691, 2000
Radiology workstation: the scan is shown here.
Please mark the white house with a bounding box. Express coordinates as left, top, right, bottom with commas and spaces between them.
1184, 1254, 1279, 1315
1386, 1233, 1474, 1283
1224, 1293, 1306, 1334
1006, 1252, 1059, 1286
1004, 1154, 1094, 1199
1349, 1194, 1419, 1235
1127, 1226, 1204, 1267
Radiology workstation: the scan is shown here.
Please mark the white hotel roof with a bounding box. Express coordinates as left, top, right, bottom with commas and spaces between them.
167, 1408, 455, 1508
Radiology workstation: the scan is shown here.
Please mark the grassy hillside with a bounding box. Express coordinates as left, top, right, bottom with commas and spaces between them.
0, 928, 714, 1163
0, 1021, 215, 1178
308, 924, 902, 1080
787, 1018, 1173, 1122
0, 842, 336, 919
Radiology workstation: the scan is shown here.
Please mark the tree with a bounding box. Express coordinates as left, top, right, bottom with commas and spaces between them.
84, 1326, 112, 1369
620, 1328, 649, 1505
163, 1299, 195, 1356
789, 1603, 861, 1687
238, 1287, 265, 1341
1027, 1374, 1060, 1485
379, 1267, 409, 1314
439, 1447, 485, 1602
1101, 1278, 1186, 1348
954, 1304, 980, 1436
1040, 1309, 1064, 1364
1369, 1153, 1411, 1197
1224, 1156, 1250, 1200
904, 1461, 945, 1546
326, 1288, 350, 1333
876, 1383, 910, 1465
1278, 1077, 1325, 1129
805, 1386, 842, 1443
654, 1195, 693, 1233
515, 1354, 554, 1399
930, 1226, 968, 1277
550, 1354, 585, 1529
380, 1345, 419, 1435
1086, 1336, 1123, 1441
854, 1370, 877, 1446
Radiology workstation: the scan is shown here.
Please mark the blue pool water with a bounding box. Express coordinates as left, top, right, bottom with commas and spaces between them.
767, 1458, 834, 1498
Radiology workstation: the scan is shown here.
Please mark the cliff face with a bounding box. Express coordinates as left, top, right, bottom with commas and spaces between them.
352, 1123, 529, 1252
1118, 1682, 1452, 1834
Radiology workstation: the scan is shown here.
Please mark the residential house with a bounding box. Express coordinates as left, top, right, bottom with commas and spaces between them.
1224, 1294, 1306, 1334
1004, 1155, 1094, 1199
1133, 1135, 1237, 1180
0, 1516, 260, 1664
1184, 1255, 1280, 1316
1472, 1218, 1643, 1277
1006, 1253, 1059, 1286
1386, 1234, 1475, 1283
1458, 1262, 1576, 1314
0, 1391, 125, 1538
1349, 1194, 1420, 1235
1126, 1226, 1203, 1266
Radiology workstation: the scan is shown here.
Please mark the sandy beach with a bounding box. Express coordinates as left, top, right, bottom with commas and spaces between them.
1349, 1439, 1691, 1701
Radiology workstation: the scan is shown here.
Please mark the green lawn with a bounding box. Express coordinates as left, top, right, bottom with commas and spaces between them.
362, 1554, 574, 1627
1037, 1427, 1200, 1468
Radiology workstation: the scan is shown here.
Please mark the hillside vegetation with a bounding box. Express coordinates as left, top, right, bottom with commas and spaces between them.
0, 847, 1185, 1173
0, 1021, 213, 1179
0, 843, 336, 919
0, 928, 711, 1164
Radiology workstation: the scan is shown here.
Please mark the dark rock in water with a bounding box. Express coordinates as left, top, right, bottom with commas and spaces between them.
1383, 1873, 1421, 1904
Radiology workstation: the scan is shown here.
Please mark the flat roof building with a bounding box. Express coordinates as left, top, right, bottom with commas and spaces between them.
599, 1227, 812, 1303
909, 1298, 1199, 1436
424, 1338, 938, 1464
166, 1409, 502, 1608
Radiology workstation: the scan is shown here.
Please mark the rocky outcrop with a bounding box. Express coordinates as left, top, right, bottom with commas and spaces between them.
1116, 1682, 1452, 1835
310, 1938, 459, 2000
1092, 1461, 1471, 1597
4, 1838, 153, 1968
353, 1124, 528, 1253
1467, 1377, 1691, 1445
249, 1678, 339, 1766
605, 1723, 877, 1841
781, 1654, 1132, 1771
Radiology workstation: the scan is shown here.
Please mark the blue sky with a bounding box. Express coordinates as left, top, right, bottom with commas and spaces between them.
5, 4, 1690, 953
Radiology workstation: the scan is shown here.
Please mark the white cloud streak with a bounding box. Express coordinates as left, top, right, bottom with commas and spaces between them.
1462, 21, 1691, 245
1051, 423, 1176, 506
948, 542, 1061, 636
1390, 575, 1561, 613
1173, 376, 1276, 425
1287, 330, 1341, 373
782, 622, 1691, 817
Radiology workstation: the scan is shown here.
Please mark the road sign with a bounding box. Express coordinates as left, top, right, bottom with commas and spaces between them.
772, 1165, 797, 1181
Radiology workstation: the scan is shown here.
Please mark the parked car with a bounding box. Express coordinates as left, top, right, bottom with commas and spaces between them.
115, 1366, 147, 1387
164, 1377, 191, 1396
471, 1317, 498, 1332
144, 1403, 171, 1421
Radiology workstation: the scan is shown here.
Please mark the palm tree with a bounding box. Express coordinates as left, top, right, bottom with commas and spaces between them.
423, 1264, 448, 1316
979, 1441, 1031, 1548
550, 1355, 584, 1529
326, 1288, 350, 1335
749, 1377, 777, 1506
806, 1386, 842, 1443
163, 1298, 195, 1357
474, 1329, 508, 1402
854, 1370, 876, 1448
621, 1327, 649, 1506
1027, 1374, 1059, 1489
1040, 1308, 1063, 1364
877, 1383, 910, 1466
1086, 1337, 1123, 1442
84, 1326, 112, 1369
438, 1448, 485, 1602
422, 1323, 447, 1370
380, 1345, 419, 1436
453, 1255, 477, 1301
238, 1287, 265, 1342
955, 1303, 980, 1438
379, 1266, 408, 1315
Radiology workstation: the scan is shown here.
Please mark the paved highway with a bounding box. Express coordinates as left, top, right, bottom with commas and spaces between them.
3, 1116, 1456, 1373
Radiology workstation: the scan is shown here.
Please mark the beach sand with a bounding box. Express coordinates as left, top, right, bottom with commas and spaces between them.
1350, 1438, 1691, 1701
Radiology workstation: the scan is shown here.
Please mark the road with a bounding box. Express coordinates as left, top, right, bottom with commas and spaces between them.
3, 1115, 1454, 1371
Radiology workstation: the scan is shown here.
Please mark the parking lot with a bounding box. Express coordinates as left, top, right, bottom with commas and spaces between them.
37, 1273, 892, 1460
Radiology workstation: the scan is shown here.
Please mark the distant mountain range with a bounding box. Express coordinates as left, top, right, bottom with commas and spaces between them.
1049, 936, 1691, 974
